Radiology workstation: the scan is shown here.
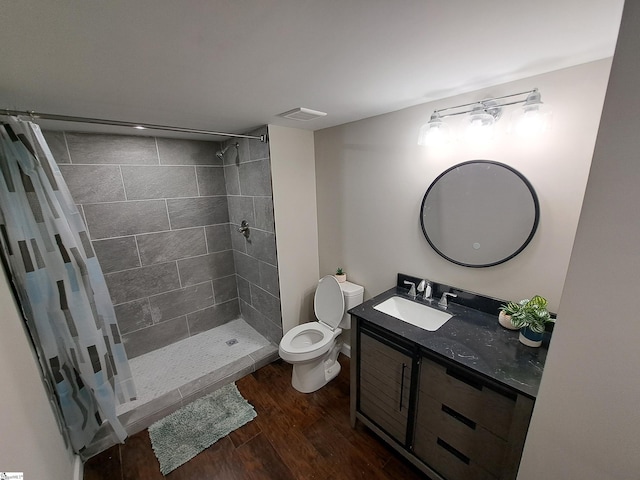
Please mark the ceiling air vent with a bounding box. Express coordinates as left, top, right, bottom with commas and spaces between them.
279, 107, 327, 121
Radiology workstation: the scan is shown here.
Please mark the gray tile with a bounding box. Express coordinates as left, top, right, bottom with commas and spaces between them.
250, 345, 280, 370
234, 251, 260, 284
259, 261, 280, 297
239, 299, 281, 343
227, 196, 255, 226
246, 229, 277, 266
254, 196, 275, 232
167, 197, 229, 229
179, 356, 253, 403
223, 138, 248, 166
196, 166, 226, 196
59, 165, 125, 204
157, 138, 220, 166
177, 250, 235, 287
230, 226, 247, 253
121, 166, 198, 200
66, 133, 158, 165
122, 316, 189, 358
239, 299, 266, 338
248, 128, 270, 161
114, 298, 152, 334
238, 159, 273, 196
42, 131, 70, 164
250, 284, 282, 325
84, 200, 170, 239
118, 389, 183, 430
148, 282, 214, 323
105, 262, 180, 305
137, 228, 206, 265
223, 165, 240, 195
205, 224, 232, 252
236, 275, 251, 305
213, 275, 238, 304
92, 236, 140, 273
187, 299, 240, 336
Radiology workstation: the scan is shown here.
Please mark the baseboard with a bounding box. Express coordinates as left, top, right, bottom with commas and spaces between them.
73, 454, 83, 480
340, 342, 351, 358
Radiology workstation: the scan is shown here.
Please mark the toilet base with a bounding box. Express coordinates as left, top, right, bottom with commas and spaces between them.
289, 343, 342, 393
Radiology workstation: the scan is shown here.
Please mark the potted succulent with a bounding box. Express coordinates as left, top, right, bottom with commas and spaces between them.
335, 267, 347, 283
500, 295, 554, 347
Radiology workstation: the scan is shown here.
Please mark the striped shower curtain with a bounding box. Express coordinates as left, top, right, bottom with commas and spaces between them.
0, 116, 136, 454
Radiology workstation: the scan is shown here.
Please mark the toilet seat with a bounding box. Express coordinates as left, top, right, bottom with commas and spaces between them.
279, 321, 342, 362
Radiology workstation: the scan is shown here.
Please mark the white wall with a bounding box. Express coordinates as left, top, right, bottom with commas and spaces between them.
314, 59, 611, 313
0, 270, 77, 480
268, 125, 320, 333
518, 2, 640, 478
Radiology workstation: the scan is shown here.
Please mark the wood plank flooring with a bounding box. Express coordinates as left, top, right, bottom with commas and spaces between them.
84, 355, 428, 479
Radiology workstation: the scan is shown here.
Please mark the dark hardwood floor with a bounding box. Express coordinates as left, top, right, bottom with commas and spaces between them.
84, 355, 428, 479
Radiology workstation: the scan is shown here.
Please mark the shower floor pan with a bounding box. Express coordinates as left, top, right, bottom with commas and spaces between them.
85, 318, 278, 458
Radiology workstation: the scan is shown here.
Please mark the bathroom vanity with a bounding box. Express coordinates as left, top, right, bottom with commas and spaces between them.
349, 275, 549, 480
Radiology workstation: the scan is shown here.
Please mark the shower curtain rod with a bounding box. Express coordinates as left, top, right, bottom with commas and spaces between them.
2, 109, 266, 142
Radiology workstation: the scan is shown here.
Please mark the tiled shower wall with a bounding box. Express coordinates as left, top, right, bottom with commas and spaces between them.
221, 130, 282, 342
43, 128, 281, 359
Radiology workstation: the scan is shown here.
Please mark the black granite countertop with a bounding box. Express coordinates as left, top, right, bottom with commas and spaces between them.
348, 285, 549, 399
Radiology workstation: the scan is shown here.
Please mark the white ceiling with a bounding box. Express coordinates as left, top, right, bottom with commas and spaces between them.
0, 0, 624, 140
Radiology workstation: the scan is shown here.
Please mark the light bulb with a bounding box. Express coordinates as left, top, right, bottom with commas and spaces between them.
465, 107, 495, 142
509, 90, 551, 137
418, 113, 451, 146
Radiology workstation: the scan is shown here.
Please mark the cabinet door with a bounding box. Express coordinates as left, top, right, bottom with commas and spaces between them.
413, 357, 516, 480
358, 330, 413, 445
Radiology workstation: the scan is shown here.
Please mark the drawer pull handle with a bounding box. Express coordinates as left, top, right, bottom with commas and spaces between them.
399, 363, 406, 411
442, 404, 476, 430
437, 437, 470, 465
445, 367, 483, 391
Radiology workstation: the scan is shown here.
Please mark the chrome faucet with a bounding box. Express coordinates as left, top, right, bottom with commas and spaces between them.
438, 292, 457, 309
403, 280, 417, 298
417, 279, 433, 302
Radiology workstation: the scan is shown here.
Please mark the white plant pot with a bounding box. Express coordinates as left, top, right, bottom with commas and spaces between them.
498, 311, 519, 330
335, 274, 346, 283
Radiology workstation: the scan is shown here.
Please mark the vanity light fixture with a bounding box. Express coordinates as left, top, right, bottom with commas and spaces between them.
417, 88, 549, 146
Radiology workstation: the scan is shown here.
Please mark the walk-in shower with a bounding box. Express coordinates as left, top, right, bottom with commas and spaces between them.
33, 123, 281, 457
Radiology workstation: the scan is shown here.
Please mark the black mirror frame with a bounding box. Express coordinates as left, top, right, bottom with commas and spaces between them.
420, 160, 540, 268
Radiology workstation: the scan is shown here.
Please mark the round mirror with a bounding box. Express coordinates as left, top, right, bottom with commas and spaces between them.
420, 160, 539, 268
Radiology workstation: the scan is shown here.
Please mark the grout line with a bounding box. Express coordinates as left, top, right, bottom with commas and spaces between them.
80, 194, 228, 206
175, 260, 183, 288
132, 235, 143, 267
164, 198, 172, 230
202, 225, 209, 254
62, 131, 73, 164
154, 137, 161, 165
194, 165, 201, 197
119, 165, 128, 201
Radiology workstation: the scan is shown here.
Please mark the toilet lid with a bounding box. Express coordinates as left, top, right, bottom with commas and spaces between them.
314, 275, 345, 330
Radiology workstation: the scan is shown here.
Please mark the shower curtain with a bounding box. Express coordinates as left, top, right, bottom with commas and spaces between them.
0, 116, 136, 454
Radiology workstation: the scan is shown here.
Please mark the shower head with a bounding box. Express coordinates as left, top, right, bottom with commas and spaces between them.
216, 142, 239, 160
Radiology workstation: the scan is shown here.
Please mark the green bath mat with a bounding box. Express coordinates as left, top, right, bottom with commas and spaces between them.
148, 382, 257, 475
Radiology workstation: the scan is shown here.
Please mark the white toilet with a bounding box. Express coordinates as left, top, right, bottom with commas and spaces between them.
279, 275, 364, 393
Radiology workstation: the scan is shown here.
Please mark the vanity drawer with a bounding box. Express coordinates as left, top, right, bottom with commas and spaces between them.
415, 395, 507, 478
359, 332, 413, 444
420, 357, 515, 439
413, 428, 497, 480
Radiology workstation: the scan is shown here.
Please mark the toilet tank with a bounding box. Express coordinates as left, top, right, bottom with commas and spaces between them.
339, 280, 364, 329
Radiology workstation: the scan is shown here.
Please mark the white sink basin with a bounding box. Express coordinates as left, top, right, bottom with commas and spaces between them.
373, 296, 453, 331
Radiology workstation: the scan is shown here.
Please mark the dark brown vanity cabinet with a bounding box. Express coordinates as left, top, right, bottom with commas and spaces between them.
358, 328, 415, 445
352, 319, 534, 480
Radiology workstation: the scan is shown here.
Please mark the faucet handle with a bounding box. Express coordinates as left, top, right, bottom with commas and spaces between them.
438, 292, 457, 308
403, 280, 417, 298
417, 279, 426, 293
